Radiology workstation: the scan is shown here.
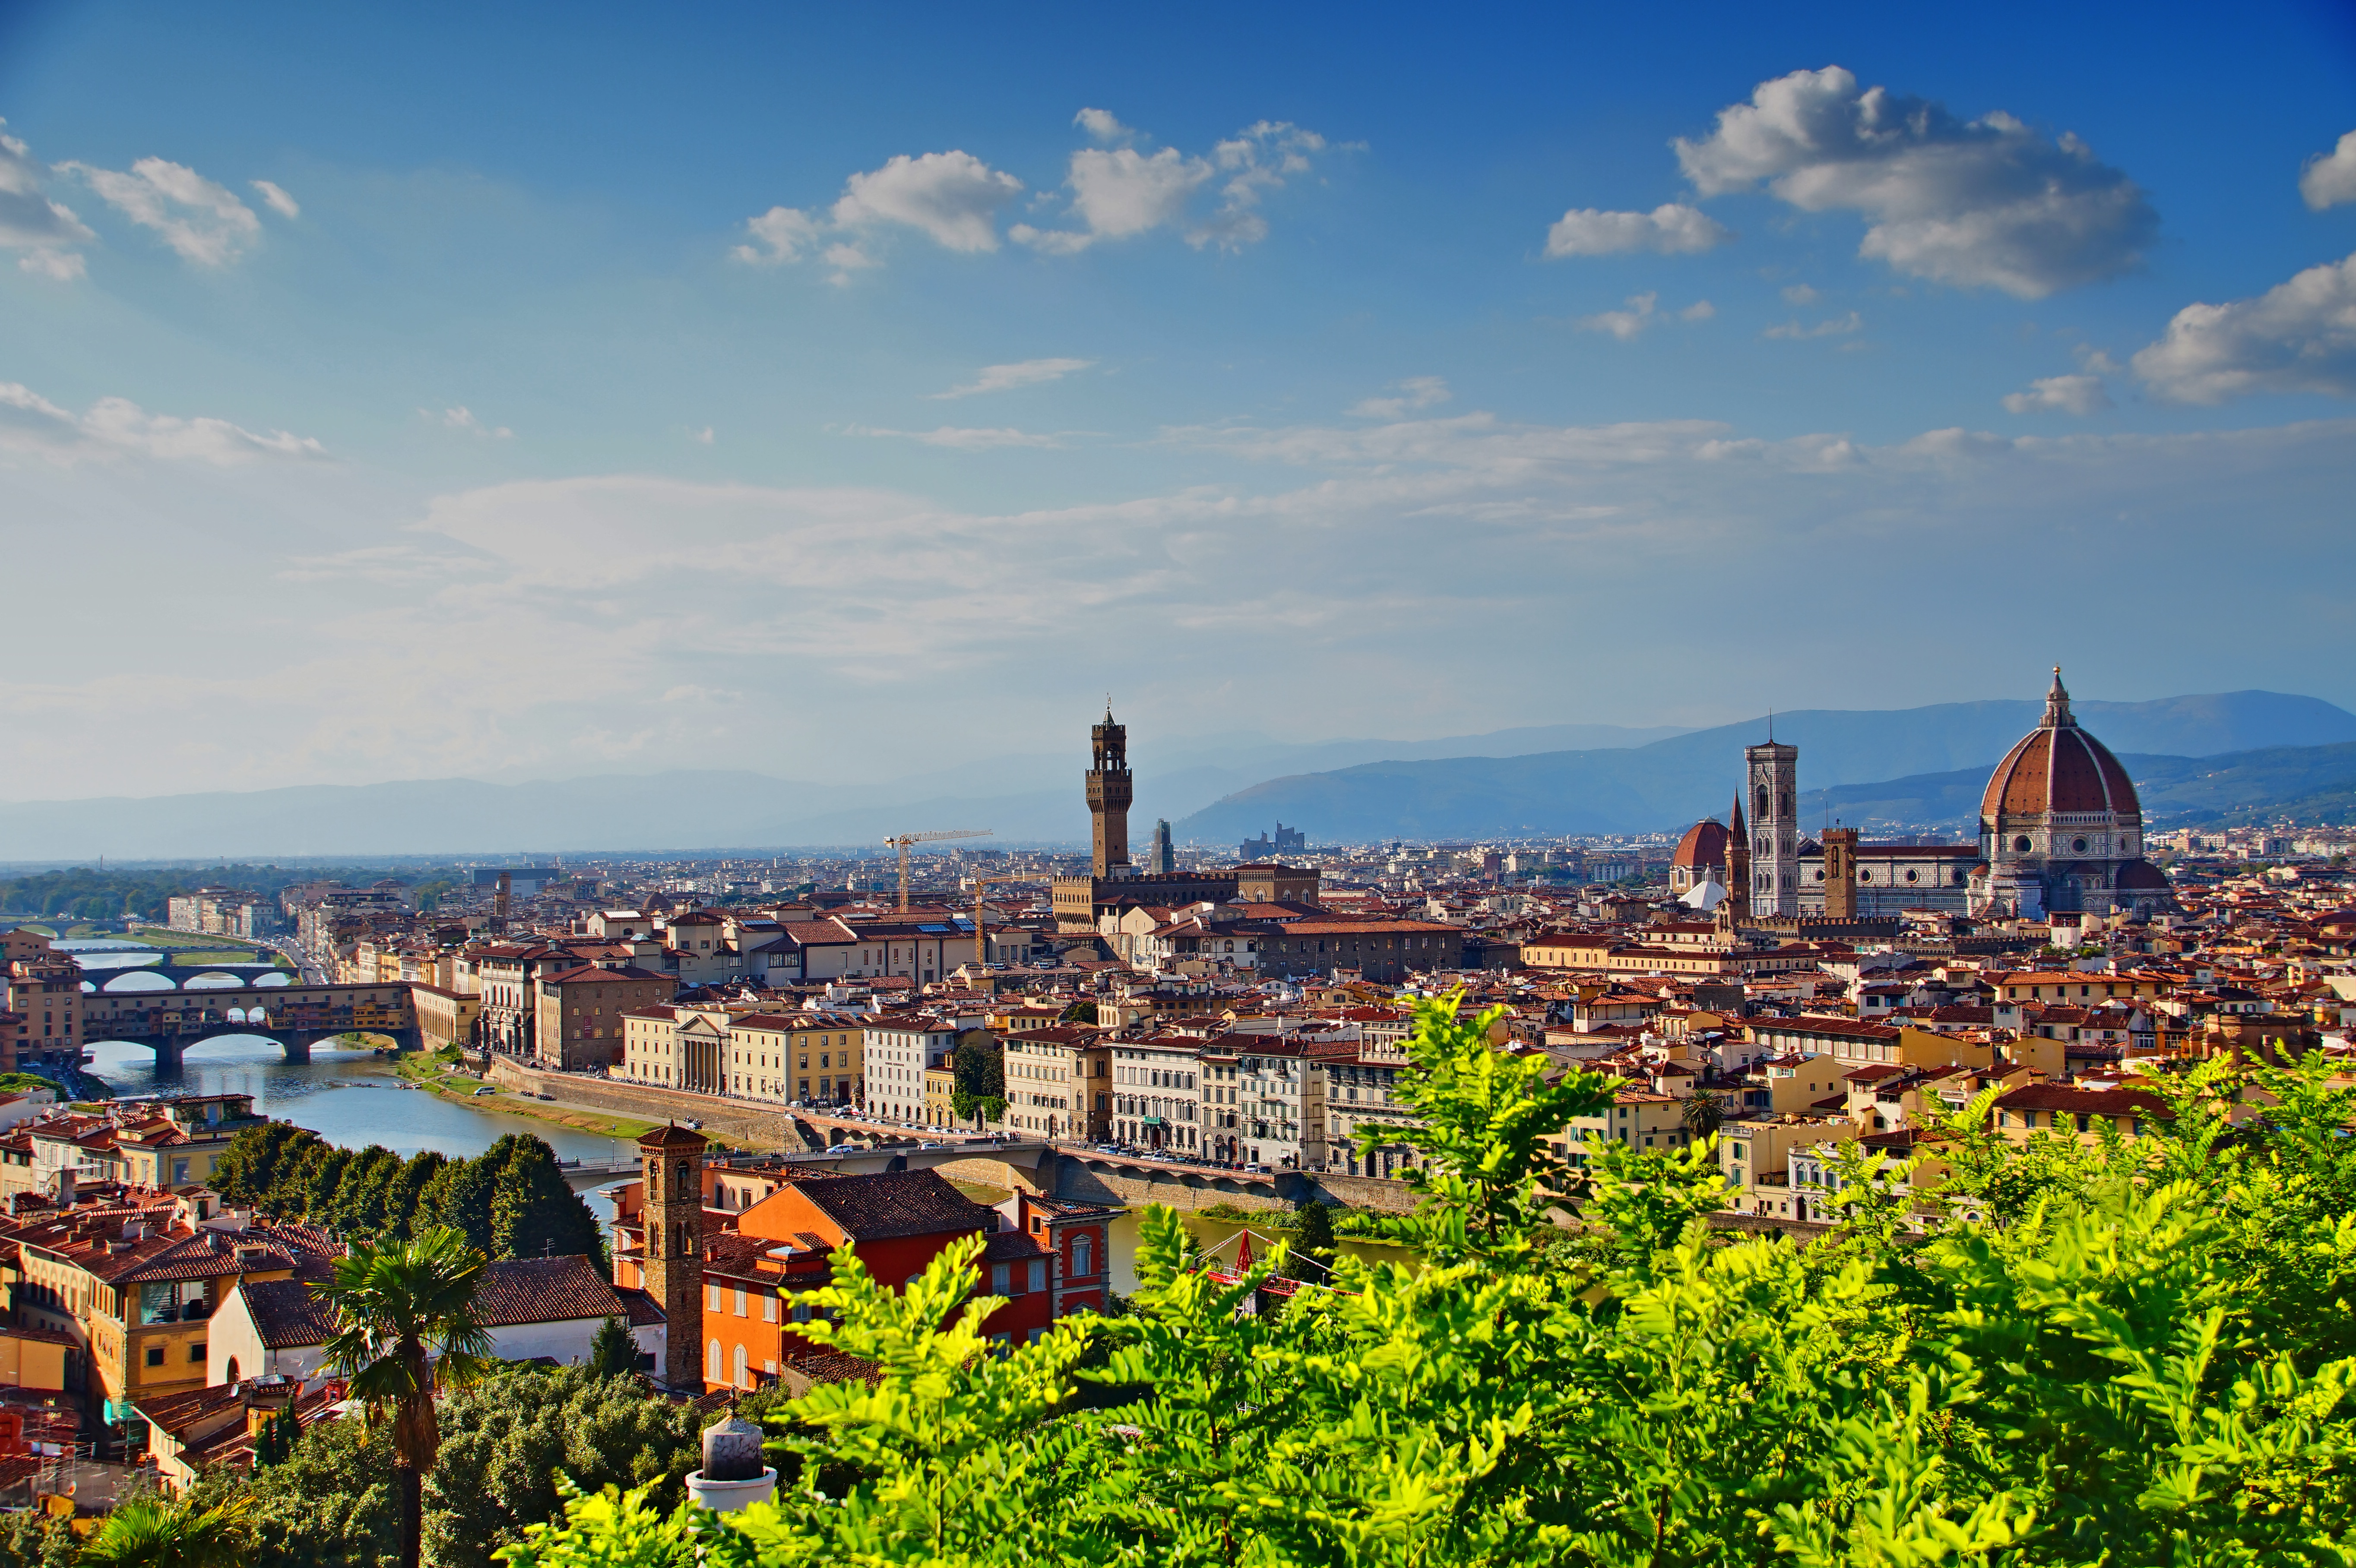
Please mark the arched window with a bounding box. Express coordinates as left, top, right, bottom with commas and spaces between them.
706, 1339, 722, 1383
1755, 785, 1769, 818
224, 1356, 240, 1382
734, 1343, 749, 1388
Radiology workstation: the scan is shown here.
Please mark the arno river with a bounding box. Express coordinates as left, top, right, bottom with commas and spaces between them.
86, 1034, 1406, 1294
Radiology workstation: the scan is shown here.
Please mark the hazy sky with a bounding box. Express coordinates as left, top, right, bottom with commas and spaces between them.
3, 0, 2353, 801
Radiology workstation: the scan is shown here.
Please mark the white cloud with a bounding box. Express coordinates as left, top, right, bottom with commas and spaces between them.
1351, 376, 1452, 418
2301, 131, 2356, 212
831, 151, 1022, 253
734, 205, 823, 265
1674, 66, 2157, 298
61, 156, 261, 266
1764, 311, 1864, 339
847, 424, 1066, 451
435, 406, 515, 439
1782, 283, 1820, 305
0, 120, 93, 279
690, 427, 716, 445
1014, 115, 1335, 254
19, 248, 86, 281
2002, 373, 2111, 415
1074, 107, 1134, 144
2131, 250, 2356, 403
250, 180, 300, 219
1544, 202, 1729, 257
1575, 294, 1713, 340
732, 150, 1022, 278
1, 380, 326, 464
932, 358, 1095, 399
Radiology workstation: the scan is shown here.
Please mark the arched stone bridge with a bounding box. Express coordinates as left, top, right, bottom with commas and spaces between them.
81, 980, 418, 1070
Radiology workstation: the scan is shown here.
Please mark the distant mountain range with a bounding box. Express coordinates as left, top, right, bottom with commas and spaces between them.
3, 692, 2348, 862
1807, 741, 2356, 835
1170, 691, 2356, 843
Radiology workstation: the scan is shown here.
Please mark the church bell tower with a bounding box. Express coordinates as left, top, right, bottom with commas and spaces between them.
1087, 708, 1134, 878
1744, 739, 1800, 918
637, 1122, 708, 1391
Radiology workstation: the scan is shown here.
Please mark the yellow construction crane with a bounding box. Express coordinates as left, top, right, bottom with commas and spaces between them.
882, 828, 993, 911
967, 874, 1038, 968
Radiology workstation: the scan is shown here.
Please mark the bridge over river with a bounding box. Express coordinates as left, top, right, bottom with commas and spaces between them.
82, 981, 418, 1069
551, 1140, 1058, 1191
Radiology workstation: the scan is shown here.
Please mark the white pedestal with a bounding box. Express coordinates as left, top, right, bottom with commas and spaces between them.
686, 1467, 778, 1514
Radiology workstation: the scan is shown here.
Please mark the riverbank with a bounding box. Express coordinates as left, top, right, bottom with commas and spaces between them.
394, 1053, 660, 1142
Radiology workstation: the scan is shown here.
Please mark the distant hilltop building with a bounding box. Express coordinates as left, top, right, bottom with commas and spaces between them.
1670, 669, 2177, 922
1239, 822, 1306, 860
1052, 710, 1315, 931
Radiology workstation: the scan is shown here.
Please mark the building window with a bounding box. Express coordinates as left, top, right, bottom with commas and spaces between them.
707, 1340, 722, 1382
146, 1346, 166, 1368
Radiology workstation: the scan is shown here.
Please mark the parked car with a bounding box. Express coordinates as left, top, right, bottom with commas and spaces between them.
825, 1143, 861, 1154
472, 1086, 496, 1097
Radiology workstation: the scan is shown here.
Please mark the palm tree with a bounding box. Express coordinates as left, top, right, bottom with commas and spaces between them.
317, 1225, 494, 1568
1681, 1091, 1731, 1141
81, 1495, 253, 1568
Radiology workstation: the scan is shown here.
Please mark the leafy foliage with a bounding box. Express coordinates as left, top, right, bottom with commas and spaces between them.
586, 1316, 640, 1380
210, 1127, 600, 1264
503, 995, 2356, 1568
423, 1366, 703, 1568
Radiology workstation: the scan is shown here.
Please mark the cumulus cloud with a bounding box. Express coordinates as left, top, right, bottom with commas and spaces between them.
732, 150, 1021, 278
2302, 131, 2356, 212
0, 380, 326, 464
60, 156, 261, 266
250, 179, 300, 219
2003, 373, 2111, 415
1764, 310, 1863, 339
846, 424, 1067, 451
1013, 115, 1334, 254
1575, 294, 1713, 340
832, 151, 1023, 252
0, 120, 94, 278
1074, 107, 1134, 144
433, 406, 515, 439
1782, 283, 1820, 304
1673, 66, 2156, 298
2131, 251, 2356, 403
931, 358, 1094, 399
1544, 202, 1729, 257
1350, 376, 1452, 418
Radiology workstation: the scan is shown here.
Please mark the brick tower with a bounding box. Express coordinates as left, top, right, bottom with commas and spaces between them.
637, 1122, 709, 1391
1725, 793, 1751, 925
1086, 707, 1134, 877
1822, 826, 1860, 919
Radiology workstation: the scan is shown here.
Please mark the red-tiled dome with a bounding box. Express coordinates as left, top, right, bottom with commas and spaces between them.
1979, 670, 2141, 822
1672, 818, 1729, 869
2116, 860, 2170, 891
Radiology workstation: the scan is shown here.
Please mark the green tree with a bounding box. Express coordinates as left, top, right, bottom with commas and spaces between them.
79, 1495, 253, 1568
381, 1151, 450, 1242
252, 1402, 303, 1469
319, 1226, 496, 1568
1289, 1201, 1335, 1280
422, 1365, 702, 1568
196, 1403, 400, 1568
950, 1038, 1003, 1103
585, 1317, 639, 1379
420, 1139, 511, 1257
489, 1138, 608, 1268
1678, 1088, 1731, 1140
210, 1124, 327, 1211
1057, 999, 1099, 1024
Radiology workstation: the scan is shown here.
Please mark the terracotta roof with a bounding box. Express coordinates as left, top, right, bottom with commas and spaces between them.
637, 1123, 709, 1150
1982, 686, 2140, 822
789, 1170, 992, 1242
1672, 818, 1729, 870
473, 1255, 640, 1327
234, 1278, 339, 1350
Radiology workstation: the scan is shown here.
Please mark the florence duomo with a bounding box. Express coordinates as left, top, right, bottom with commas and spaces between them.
1673, 670, 2178, 923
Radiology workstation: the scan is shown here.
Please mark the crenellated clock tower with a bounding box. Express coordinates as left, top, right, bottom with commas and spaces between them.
1086, 707, 1134, 877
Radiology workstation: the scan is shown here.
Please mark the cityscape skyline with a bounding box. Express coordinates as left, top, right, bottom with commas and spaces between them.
3, 1, 2353, 803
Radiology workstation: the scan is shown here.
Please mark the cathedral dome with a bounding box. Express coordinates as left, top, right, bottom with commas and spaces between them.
1979, 670, 2140, 822
1672, 818, 1729, 869
2116, 860, 2171, 892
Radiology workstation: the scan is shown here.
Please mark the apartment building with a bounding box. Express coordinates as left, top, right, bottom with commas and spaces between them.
1107, 1034, 1206, 1151
533, 964, 672, 1071
1001, 1026, 1110, 1143
865, 1015, 961, 1125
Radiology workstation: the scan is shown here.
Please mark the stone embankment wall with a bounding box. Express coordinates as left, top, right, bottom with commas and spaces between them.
486, 1059, 796, 1146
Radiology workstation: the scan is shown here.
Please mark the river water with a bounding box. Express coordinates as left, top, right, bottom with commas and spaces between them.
84, 1034, 1413, 1293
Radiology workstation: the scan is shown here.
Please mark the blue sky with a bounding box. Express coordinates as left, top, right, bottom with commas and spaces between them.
2, 0, 2353, 799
